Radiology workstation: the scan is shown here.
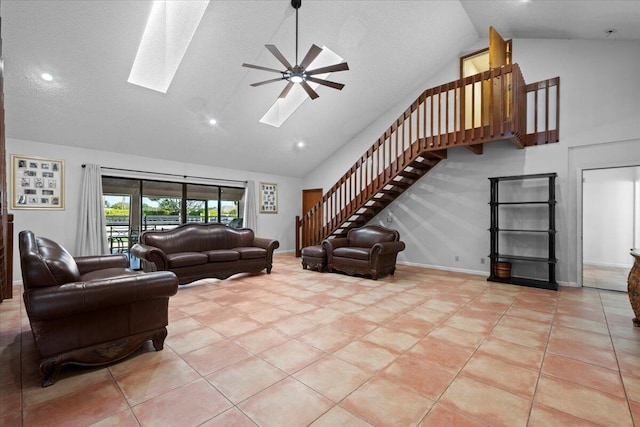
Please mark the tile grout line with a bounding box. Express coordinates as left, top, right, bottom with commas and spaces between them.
599, 289, 637, 425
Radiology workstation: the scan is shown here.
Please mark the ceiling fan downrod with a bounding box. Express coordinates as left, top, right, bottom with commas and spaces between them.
292, 0, 301, 66
241, 0, 349, 101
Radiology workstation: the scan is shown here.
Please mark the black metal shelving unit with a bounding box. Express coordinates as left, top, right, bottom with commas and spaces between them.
488, 173, 557, 290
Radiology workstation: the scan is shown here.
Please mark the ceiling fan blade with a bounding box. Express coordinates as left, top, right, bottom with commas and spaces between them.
250, 77, 285, 87
300, 81, 319, 100
306, 76, 345, 90
242, 63, 284, 74
306, 62, 350, 76
265, 44, 293, 70
299, 44, 323, 70
278, 82, 294, 99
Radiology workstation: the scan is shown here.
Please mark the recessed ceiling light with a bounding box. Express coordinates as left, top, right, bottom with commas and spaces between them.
296, 141, 305, 148
209, 118, 217, 125
41, 73, 53, 81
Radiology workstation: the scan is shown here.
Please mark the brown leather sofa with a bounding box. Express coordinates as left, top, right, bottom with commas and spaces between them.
322, 225, 405, 280
19, 230, 179, 387
130, 223, 279, 285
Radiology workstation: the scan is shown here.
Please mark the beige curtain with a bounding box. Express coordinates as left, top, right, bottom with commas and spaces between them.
76, 164, 108, 255
244, 180, 258, 232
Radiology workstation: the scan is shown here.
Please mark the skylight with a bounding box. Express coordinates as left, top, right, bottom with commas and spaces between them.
128, 0, 210, 93
259, 46, 344, 128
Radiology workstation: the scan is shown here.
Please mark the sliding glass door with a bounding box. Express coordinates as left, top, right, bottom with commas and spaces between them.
141, 180, 183, 231
102, 177, 141, 254
102, 176, 245, 267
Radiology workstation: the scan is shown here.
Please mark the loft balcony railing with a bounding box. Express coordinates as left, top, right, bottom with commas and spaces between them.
295, 64, 559, 255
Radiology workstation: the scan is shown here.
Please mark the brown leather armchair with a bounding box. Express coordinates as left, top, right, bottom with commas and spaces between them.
19, 230, 179, 387
322, 225, 406, 280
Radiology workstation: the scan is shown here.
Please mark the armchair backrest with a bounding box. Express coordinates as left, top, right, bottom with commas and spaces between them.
19, 230, 81, 289
347, 225, 400, 248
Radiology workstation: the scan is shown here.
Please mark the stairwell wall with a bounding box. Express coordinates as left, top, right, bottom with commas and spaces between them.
303, 38, 640, 286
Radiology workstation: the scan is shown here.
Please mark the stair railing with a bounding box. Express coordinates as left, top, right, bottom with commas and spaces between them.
296, 64, 557, 255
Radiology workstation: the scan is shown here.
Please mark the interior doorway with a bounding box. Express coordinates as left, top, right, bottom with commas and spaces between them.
302, 188, 323, 215
302, 188, 323, 249
582, 166, 640, 291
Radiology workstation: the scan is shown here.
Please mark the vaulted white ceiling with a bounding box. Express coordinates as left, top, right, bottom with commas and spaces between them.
3, 1, 640, 178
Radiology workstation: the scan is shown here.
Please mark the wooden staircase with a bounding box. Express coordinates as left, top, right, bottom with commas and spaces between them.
295, 63, 560, 256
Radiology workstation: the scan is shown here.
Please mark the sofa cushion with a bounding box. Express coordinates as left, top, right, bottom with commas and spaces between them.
205, 249, 241, 262
334, 247, 370, 260
301, 245, 326, 258
166, 252, 208, 268
233, 247, 267, 260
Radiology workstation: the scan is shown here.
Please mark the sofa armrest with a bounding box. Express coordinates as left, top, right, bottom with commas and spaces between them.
75, 254, 129, 275
130, 243, 169, 272
24, 271, 179, 321
253, 237, 280, 253
371, 241, 406, 256
322, 238, 348, 264
321, 238, 348, 254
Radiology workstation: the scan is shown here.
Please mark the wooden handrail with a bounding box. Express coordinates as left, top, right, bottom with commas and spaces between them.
296, 64, 559, 255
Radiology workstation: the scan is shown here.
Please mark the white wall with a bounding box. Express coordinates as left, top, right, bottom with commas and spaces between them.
303, 39, 640, 285
9, 39, 640, 286
583, 167, 637, 268
7, 137, 302, 282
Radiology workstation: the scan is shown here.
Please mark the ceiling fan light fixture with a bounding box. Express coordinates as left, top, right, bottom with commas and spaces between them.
259, 46, 343, 128
243, 0, 348, 103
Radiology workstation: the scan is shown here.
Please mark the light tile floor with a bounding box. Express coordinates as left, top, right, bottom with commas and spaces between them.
583, 263, 631, 292
2, 253, 640, 426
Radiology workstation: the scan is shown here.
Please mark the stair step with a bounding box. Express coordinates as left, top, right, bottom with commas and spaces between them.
380, 188, 402, 197
389, 179, 412, 189
360, 206, 382, 215
398, 170, 422, 181
372, 196, 394, 205
408, 160, 432, 170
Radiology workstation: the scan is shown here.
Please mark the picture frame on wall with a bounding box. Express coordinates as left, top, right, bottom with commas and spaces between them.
11, 155, 65, 210
259, 182, 278, 214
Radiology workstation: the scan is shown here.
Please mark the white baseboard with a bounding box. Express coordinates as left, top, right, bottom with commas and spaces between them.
397, 261, 488, 277
558, 281, 580, 288
584, 261, 633, 269
398, 262, 581, 289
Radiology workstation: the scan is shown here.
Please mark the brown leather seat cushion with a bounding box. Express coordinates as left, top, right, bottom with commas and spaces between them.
205, 249, 241, 262
333, 247, 371, 260
301, 245, 326, 257
233, 247, 267, 260
167, 252, 208, 268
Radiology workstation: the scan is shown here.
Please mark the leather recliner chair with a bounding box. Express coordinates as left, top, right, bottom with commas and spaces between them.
18, 230, 179, 387
322, 225, 406, 280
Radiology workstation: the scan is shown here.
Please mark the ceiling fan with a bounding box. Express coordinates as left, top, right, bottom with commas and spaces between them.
242, 0, 349, 100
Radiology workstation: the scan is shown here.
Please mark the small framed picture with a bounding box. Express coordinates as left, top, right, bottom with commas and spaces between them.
11, 155, 64, 210
259, 182, 278, 214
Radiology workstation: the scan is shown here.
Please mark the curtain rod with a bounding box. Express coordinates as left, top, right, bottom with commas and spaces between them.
82, 164, 247, 185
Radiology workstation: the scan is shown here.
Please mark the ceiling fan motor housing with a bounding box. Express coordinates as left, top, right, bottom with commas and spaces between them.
242, 0, 348, 100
